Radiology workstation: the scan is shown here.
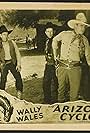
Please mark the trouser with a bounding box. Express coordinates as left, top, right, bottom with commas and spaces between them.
43, 64, 58, 104
57, 66, 82, 102
80, 64, 90, 100
0, 62, 23, 92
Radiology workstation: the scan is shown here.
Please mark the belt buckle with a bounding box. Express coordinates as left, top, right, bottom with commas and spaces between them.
67, 60, 72, 69
66, 64, 70, 69
68, 60, 72, 63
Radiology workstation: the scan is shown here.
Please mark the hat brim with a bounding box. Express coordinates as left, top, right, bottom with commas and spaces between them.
0, 30, 13, 34
8, 30, 13, 34
45, 22, 56, 30
67, 19, 90, 29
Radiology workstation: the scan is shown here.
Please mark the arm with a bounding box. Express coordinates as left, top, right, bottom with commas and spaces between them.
0, 48, 5, 71
0, 48, 5, 64
12, 40, 21, 71
84, 37, 90, 66
52, 32, 63, 61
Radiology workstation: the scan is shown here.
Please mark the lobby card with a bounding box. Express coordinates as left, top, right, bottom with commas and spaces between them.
0, 2, 90, 130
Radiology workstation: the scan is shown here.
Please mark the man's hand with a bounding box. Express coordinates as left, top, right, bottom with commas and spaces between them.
55, 59, 59, 68
16, 65, 21, 72
0, 63, 4, 72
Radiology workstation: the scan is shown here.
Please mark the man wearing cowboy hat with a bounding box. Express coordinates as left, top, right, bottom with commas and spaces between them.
52, 12, 90, 102
0, 25, 23, 99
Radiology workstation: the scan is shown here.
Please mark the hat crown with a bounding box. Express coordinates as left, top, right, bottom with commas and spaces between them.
76, 13, 87, 23
0, 25, 8, 33
45, 22, 54, 29
0, 25, 12, 34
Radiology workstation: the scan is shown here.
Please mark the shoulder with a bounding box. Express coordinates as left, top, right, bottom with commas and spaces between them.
82, 35, 88, 40
8, 39, 17, 46
82, 35, 89, 43
61, 30, 74, 36
61, 30, 73, 33
55, 30, 73, 37
60, 30, 73, 34
9, 39, 15, 43
8, 39, 19, 50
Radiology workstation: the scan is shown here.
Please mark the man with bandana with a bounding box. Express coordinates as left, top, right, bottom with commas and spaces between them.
52, 13, 90, 102
43, 22, 58, 104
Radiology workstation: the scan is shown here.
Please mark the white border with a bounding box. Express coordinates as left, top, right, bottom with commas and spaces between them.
0, 2, 89, 10
1, 123, 90, 130
0, 2, 90, 130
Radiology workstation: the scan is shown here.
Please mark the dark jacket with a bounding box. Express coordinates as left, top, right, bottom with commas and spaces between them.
45, 38, 55, 65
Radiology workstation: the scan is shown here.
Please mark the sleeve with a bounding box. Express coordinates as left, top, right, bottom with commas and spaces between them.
84, 37, 90, 66
52, 31, 64, 61
12, 40, 21, 67
0, 48, 5, 64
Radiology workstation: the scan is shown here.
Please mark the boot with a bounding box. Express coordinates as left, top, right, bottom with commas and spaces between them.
17, 90, 22, 100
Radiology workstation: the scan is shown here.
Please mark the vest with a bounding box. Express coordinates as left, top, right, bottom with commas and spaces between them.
45, 38, 55, 65
8, 40, 17, 65
0, 40, 17, 70
1, 40, 17, 65
0, 46, 5, 65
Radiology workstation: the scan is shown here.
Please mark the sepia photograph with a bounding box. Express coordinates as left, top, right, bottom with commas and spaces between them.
0, 2, 90, 130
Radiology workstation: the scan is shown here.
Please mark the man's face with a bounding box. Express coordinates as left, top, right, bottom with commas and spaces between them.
74, 23, 86, 35
1, 32, 8, 42
45, 28, 53, 38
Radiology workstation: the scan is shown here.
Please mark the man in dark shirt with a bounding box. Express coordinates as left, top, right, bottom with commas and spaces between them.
43, 22, 58, 104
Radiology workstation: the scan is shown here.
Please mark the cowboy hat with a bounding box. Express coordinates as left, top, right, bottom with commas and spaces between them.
0, 25, 13, 34
45, 22, 56, 30
67, 12, 90, 29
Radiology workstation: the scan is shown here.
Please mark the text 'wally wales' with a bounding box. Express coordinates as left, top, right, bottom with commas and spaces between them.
16, 106, 43, 122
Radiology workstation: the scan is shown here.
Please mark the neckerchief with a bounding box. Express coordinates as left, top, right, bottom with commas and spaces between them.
71, 33, 85, 61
